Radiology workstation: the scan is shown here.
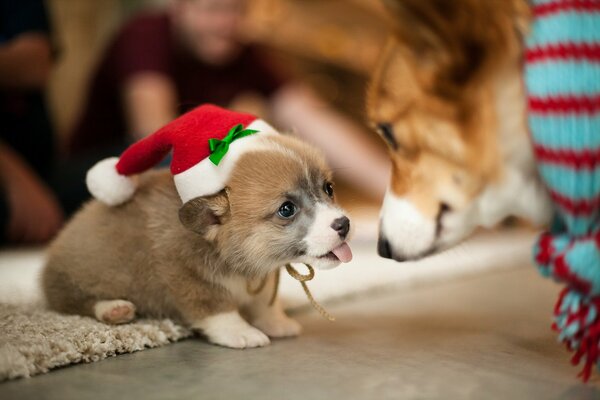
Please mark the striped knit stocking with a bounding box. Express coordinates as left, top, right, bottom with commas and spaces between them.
524, 0, 600, 382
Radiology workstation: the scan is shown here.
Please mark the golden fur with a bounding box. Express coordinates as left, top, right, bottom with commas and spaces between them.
368, 0, 529, 212
367, 0, 550, 260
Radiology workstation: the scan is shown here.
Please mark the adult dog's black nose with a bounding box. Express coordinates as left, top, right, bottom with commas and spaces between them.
331, 216, 350, 239
377, 236, 392, 259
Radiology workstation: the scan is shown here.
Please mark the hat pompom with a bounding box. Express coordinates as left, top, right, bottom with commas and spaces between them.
86, 157, 137, 206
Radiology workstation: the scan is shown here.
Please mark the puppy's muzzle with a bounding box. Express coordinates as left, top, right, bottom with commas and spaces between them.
330, 216, 350, 239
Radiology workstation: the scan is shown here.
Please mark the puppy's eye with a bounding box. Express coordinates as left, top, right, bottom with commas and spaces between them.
376, 122, 398, 149
277, 201, 297, 219
323, 182, 334, 198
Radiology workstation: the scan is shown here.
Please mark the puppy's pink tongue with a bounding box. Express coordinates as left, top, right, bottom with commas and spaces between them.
332, 242, 353, 263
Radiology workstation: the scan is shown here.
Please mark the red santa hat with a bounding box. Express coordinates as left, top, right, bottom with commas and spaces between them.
86, 104, 278, 206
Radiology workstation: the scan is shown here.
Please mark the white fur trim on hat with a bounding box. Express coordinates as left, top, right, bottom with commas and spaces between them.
174, 120, 277, 203
246, 119, 278, 136
86, 157, 138, 206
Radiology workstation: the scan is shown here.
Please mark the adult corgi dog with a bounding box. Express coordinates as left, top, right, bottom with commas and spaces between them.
367, 0, 552, 261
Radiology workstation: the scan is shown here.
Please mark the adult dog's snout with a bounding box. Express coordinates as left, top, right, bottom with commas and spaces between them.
378, 192, 439, 262
377, 235, 408, 262
377, 236, 392, 259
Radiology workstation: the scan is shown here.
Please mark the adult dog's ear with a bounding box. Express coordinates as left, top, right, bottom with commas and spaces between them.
380, 0, 519, 98
381, 0, 455, 56
179, 189, 230, 239
380, 0, 476, 98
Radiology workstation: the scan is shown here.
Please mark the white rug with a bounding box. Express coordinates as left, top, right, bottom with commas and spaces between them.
281, 227, 537, 311
0, 226, 537, 310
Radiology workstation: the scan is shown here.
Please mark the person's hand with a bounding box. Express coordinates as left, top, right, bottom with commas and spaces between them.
4, 166, 64, 243
0, 144, 64, 244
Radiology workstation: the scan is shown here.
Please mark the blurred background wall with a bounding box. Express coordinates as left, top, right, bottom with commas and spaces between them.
46, 0, 389, 149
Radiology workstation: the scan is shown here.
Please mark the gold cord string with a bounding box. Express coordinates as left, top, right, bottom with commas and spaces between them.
246, 268, 279, 306
269, 268, 280, 306
246, 264, 334, 321
246, 274, 269, 296
285, 264, 335, 322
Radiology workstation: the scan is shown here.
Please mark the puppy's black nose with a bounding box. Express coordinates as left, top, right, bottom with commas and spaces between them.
331, 216, 350, 239
377, 236, 392, 259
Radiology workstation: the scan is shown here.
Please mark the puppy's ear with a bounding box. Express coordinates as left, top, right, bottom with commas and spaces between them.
179, 189, 230, 237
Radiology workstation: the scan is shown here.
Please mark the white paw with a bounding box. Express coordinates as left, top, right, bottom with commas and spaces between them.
252, 314, 302, 338
94, 299, 136, 324
195, 311, 271, 349
208, 325, 271, 349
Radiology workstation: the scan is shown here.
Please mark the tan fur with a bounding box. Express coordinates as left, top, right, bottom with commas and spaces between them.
368, 0, 527, 209
367, 0, 530, 217
366, 0, 551, 260
42, 171, 235, 323
42, 135, 341, 346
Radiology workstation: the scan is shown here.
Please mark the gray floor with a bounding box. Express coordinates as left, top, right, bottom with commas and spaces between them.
2, 266, 598, 400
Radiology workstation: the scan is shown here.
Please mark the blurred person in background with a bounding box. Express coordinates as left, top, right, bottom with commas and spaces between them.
69, 0, 389, 199
0, 0, 64, 244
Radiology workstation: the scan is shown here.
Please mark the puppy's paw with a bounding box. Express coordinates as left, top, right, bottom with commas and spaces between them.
208, 326, 271, 349
252, 314, 302, 338
196, 311, 271, 349
94, 299, 136, 324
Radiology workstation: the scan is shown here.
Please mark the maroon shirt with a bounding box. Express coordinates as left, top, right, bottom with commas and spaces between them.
69, 13, 285, 154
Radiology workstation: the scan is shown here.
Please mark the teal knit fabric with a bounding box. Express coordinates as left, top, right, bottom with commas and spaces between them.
524, 0, 600, 381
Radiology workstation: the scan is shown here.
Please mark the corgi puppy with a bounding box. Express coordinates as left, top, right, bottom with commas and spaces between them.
367, 0, 552, 261
42, 134, 352, 349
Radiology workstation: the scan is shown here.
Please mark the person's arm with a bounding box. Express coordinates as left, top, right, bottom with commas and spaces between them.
122, 72, 178, 140
0, 32, 52, 88
270, 84, 390, 200
0, 142, 63, 243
